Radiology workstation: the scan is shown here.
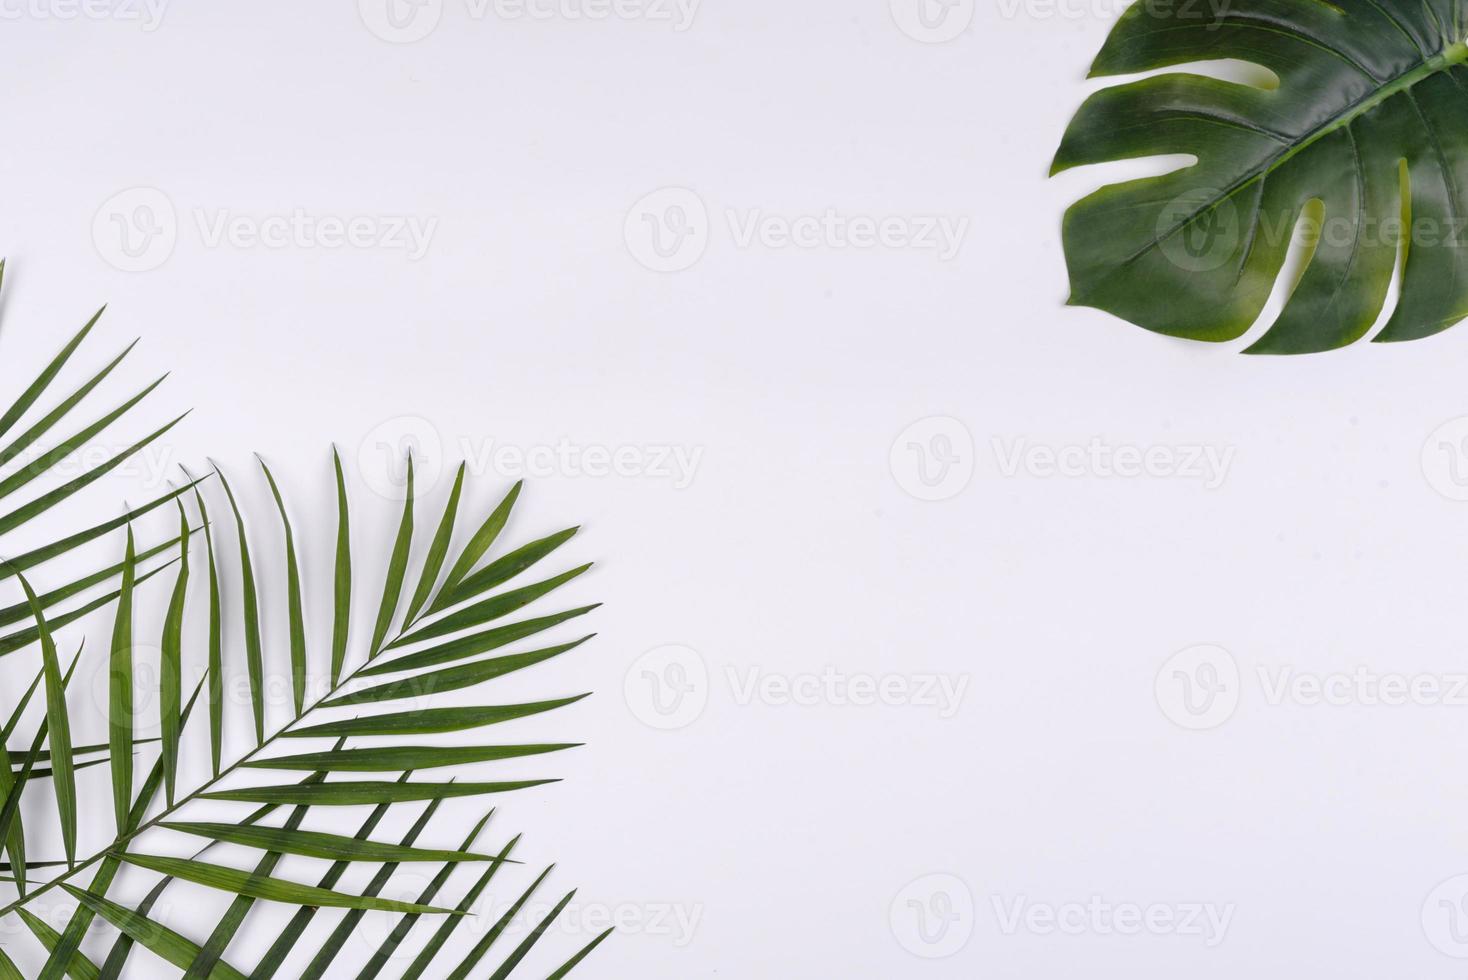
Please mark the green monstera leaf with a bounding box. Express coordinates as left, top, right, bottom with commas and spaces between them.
1053, 0, 1468, 353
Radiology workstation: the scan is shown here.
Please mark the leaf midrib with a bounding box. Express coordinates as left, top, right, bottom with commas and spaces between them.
1127, 40, 1468, 270
0, 649, 407, 921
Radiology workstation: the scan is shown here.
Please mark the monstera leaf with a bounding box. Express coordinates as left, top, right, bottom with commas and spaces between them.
1053, 1, 1468, 353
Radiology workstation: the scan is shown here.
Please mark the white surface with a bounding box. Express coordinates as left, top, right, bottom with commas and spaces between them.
0, 2, 1466, 977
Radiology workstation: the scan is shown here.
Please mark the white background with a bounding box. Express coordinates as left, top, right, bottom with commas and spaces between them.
1, 1, 1468, 977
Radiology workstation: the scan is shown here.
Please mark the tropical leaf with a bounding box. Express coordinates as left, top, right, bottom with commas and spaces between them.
114, 854, 460, 915
1054, 3, 1468, 353
0, 438, 607, 978
282, 698, 588, 739
369, 453, 415, 656
242, 743, 577, 772
293, 793, 450, 980
257, 458, 305, 715
62, 887, 247, 980
107, 528, 136, 832
355, 808, 498, 979
156, 821, 508, 865
199, 779, 559, 806
0, 283, 606, 976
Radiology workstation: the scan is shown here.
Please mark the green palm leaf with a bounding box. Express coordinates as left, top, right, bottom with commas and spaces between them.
200, 779, 557, 806
330, 447, 351, 688
403, 835, 520, 978
107, 528, 136, 832
0, 404, 606, 978
159, 502, 189, 805
158, 821, 509, 864
257, 458, 306, 715
247, 779, 405, 979
355, 808, 498, 979
115, 854, 460, 915
283, 698, 587, 739
62, 887, 247, 980
361, 606, 600, 677
181, 768, 334, 980
15, 573, 76, 866
324, 637, 594, 708
444, 865, 553, 980
402, 461, 465, 627
294, 794, 451, 980
369, 453, 415, 656
16, 907, 101, 980
0, 298, 102, 442
213, 466, 265, 742
244, 743, 577, 772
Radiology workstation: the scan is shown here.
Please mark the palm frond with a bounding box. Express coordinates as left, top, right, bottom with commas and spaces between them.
2, 447, 605, 978
0, 275, 608, 976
